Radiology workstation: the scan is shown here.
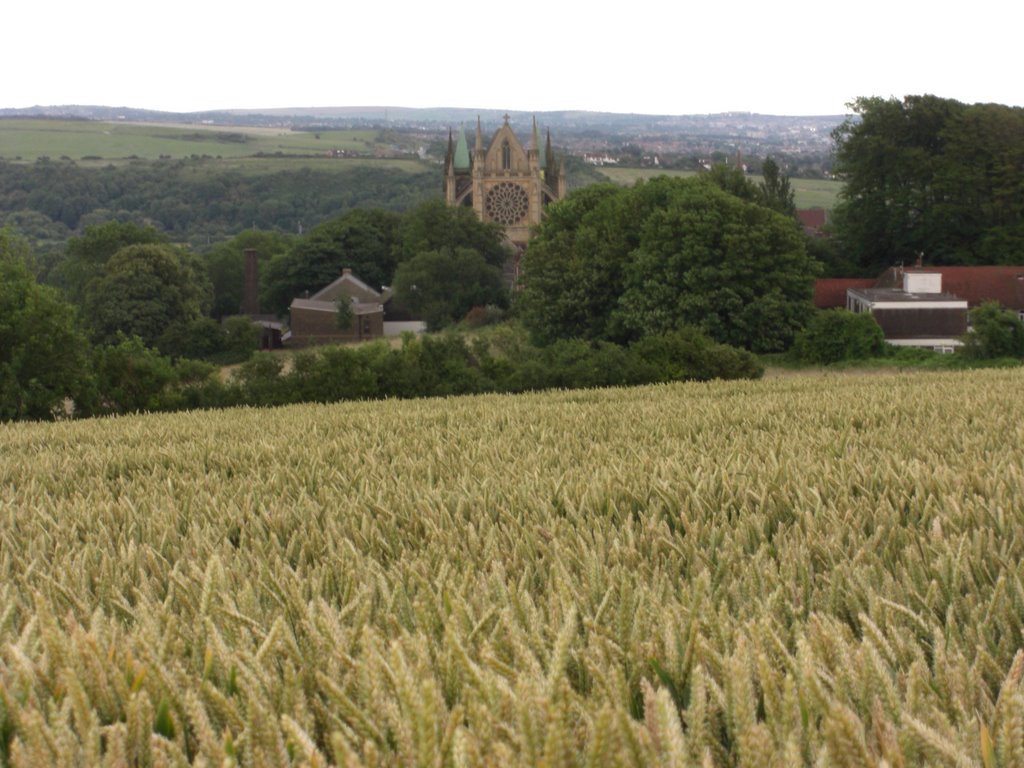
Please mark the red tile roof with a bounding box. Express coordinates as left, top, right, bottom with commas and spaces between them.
816, 267, 1024, 311
814, 278, 875, 309
877, 266, 1024, 310
796, 209, 827, 232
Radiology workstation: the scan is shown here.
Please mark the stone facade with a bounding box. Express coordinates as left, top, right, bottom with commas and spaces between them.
444, 115, 566, 277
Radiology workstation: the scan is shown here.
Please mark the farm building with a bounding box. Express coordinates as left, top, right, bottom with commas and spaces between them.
286, 269, 424, 347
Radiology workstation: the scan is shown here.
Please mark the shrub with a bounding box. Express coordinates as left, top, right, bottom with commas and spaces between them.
233, 352, 286, 405
90, 335, 177, 414
631, 327, 764, 381
959, 301, 1024, 359
222, 316, 262, 360
157, 317, 226, 360
792, 309, 885, 364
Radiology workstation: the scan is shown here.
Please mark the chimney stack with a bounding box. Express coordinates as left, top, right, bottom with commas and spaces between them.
241, 249, 260, 315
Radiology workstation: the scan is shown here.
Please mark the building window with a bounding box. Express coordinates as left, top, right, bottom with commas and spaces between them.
502, 141, 511, 170
485, 182, 529, 225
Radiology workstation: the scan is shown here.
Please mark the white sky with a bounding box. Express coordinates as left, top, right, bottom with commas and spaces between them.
4, 0, 1021, 116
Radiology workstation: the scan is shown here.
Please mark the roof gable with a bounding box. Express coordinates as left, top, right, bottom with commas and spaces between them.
310, 269, 382, 303
484, 123, 529, 174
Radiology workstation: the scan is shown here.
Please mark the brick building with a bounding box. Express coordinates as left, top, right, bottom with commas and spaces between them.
287, 269, 386, 346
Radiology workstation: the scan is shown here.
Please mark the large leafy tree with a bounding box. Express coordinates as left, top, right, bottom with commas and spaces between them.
262, 208, 402, 315
392, 247, 507, 330
516, 181, 679, 344
934, 103, 1024, 264
832, 95, 1024, 274
59, 220, 168, 303
0, 229, 92, 420
397, 198, 509, 269
519, 176, 816, 352
85, 243, 213, 347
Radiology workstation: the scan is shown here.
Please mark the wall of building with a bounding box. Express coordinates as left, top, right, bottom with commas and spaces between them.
289, 308, 383, 346
871, 308, 967, 339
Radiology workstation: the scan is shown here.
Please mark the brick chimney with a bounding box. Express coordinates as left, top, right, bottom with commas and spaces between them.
241, 249, 260, 315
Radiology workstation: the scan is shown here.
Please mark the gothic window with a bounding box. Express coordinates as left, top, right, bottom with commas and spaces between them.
485, 182, 529, 225
502, 141, 511, 170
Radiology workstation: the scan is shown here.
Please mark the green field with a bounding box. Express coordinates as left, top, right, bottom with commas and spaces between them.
0, 119, 419, 167
2, 369, 1022, 765
597, 166, 843, 210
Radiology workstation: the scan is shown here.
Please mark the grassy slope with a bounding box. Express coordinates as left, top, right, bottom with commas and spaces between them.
0, 119, 427, 172
1, 369, 1022, 764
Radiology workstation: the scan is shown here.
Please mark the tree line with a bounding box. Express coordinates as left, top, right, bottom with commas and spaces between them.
0, 156, 439, 269
830, 95, 1024, 275
2, 215, 764, 421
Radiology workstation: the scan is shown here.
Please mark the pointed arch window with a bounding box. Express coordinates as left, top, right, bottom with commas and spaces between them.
502, 141, 511, 171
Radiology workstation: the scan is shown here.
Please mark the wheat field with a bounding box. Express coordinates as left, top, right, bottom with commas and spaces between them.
2, 370, 1024, 766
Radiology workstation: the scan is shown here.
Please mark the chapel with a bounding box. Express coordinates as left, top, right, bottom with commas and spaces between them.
443, 114, 567, 274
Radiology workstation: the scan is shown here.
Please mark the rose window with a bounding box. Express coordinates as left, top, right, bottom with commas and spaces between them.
485, 182, 529, 225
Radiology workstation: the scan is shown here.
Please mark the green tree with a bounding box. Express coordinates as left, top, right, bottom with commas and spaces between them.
398, 198, 510, 269
222, 316, 262, 360
88, 334, 177, 415
705, 164, 760, 202
59, 221, 168, 304
519, 176, 818, 352
933, 103, 1024, 264
959, 301, 1024, 359
335, 296, 355, 331
832, 95, 1024, 273
392, 247, 508, 330
0, 229, 92, 421
759, 157, 796, 216
262, 208, 401, 315
156, 317, 226, 360
85, 243, 213, 347
513, 183, 625, 344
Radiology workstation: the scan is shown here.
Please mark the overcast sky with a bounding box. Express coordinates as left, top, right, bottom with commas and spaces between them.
5, 0, 1020, 116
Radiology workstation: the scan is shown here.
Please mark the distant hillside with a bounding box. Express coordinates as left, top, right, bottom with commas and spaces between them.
0, 104, 845, 153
